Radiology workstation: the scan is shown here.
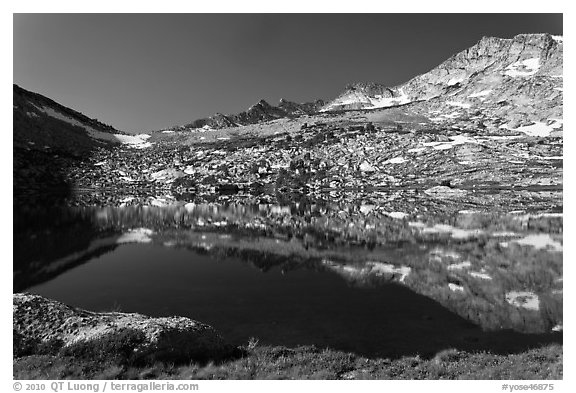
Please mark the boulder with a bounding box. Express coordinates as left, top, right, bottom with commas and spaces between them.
359, 161, 376, 172
150, 168, 185, 183
13, 293, 232, 362
455, 143, 486, 161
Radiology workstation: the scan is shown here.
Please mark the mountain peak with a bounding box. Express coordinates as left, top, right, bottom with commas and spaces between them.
247, 99, 273, 112
321, 32, 563, 113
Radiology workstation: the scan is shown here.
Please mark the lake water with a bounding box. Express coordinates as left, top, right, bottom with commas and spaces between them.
14, 201, 562, 358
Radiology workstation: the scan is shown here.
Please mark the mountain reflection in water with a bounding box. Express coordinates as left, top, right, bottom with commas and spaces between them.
14, 201, 562, 358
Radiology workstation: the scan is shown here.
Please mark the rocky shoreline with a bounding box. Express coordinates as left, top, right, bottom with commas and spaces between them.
13, 293, 562, 380
13, 293, 234, 363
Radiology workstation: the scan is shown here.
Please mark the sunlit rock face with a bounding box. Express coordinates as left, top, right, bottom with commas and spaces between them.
321, 34, 563, 129
320, 82, 409, 112
13, 293, 232, 362
402, 34, 562, 100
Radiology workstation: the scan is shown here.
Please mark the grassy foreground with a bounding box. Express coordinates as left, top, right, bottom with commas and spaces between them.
14, 333, 562, 380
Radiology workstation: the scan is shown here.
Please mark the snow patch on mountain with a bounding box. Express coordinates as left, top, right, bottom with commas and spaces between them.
33, 104, 152, 148
468, 89, 493, 98
442, 112, 461, 119
501, 121, 557, 138
447, 76, 466, 86
469, 271, 493, 280
447, 101, 471, 109
422, 135, 477, 150
321, 34, 561, 123
369, 88, 411, 108
113, 133, 153, 149
34, 104, 97, 131
385, 156, 407, 164
319, 84, 410, 112
503, 58, 540, 77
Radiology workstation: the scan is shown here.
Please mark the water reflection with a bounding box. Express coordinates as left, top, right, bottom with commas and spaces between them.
26, 243, 560, 359
14, 200, 562, 350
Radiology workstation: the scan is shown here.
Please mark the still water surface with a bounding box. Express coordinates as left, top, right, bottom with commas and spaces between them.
17, 202, 562, 358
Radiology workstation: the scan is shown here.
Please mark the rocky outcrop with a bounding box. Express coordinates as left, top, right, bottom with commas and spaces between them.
13, 293, 232, 362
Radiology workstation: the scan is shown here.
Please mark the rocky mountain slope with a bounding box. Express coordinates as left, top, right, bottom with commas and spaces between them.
13, 85, 155, 201
12, 33, 563, 203
13, 84, 151, 154
165, 98, 325, 132
159, 34, 562, 136
321, 33, 563, 135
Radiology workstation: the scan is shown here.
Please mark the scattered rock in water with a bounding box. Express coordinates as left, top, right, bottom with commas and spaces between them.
424, 186, 468, 198
420, 223, 484, 239
469, 271, 493, 280
387, 211, 408, 219
429, 248, 461, 263
321, 260, 411, 284
117, 228, 154, 244
367, 262, 411, 283
447, 261, 472, 270
513, 234, 563, 252
448, 283, 465, 292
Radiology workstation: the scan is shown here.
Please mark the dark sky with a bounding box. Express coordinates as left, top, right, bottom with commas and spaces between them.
13, 14, 562, 133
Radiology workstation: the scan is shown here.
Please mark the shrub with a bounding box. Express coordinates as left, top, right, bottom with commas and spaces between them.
13, 330, 37, 358
13, 331, 64, 358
